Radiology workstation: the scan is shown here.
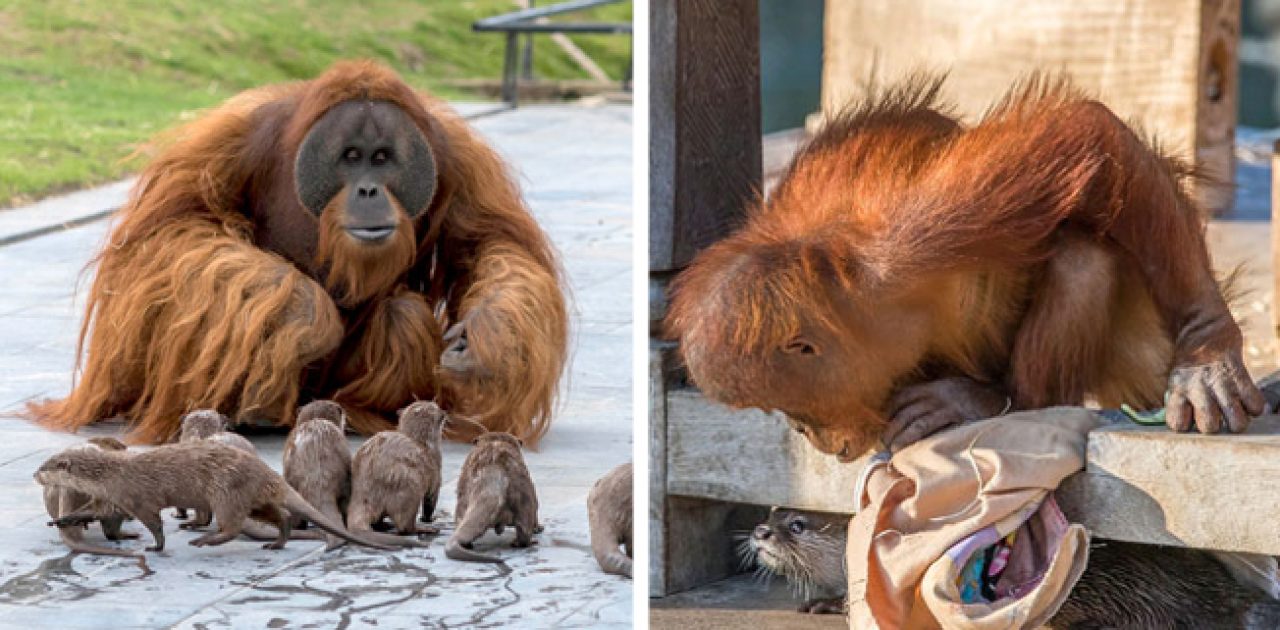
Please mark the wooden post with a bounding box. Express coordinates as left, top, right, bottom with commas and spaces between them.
649, 0, 762, 596
1272, 139, 1280, 337
649, 0, 762, 275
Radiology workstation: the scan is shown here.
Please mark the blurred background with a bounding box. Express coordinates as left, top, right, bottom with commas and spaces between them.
0, 0, 632, 208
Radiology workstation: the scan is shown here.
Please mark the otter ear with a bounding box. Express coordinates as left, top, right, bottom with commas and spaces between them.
515, 437, 525, 448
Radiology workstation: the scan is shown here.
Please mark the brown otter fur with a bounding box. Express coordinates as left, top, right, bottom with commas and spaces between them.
172, 409, 311, 542
40, 438, 149, 570
175, 409, 254, 523
743, 507, 848, 614
446, 431, 539, 563
587, 462, 632, 578
345, 401, 447, 547
1050, 541, 1280, 629
283, 400, 351, 549
37, 441, 393, 551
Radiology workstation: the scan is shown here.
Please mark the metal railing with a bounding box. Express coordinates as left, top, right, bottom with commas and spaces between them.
473, 0, 632, 106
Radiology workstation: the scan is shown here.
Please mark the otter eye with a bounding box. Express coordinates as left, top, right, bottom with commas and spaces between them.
56, 460, 70, 471
789, 519, 806, 535
343, 147, 361, 164
783, 338, 819, 355
371, 148, 390, 166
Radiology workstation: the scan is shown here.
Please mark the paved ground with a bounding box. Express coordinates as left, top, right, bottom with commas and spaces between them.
0, 101, 632, 628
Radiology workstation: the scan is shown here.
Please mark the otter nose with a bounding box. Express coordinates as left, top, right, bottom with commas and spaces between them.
753, 525, 772, 540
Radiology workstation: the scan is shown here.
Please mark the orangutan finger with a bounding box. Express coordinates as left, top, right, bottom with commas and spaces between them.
888, 410, 957, 453
1235, 371, 1266, 417
443, 321, 465, 345
1212, 379, 1250, 434
1165, 390, 1192, 433
882, 401, 938, 448
1187, 379, 1223, 434
887, 385, 933, 415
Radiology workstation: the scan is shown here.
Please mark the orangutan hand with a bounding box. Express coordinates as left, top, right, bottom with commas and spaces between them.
1165, 351, 1264, 434
440, 317, 485, 379
881, 377, 1009, 452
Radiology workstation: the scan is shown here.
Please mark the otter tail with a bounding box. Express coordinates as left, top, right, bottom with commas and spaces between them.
57, 527, 152, 573
590, 531, 633, 578
281, 487, 395, 551
240, 520, 326, 542
445, 537, 505, 564
446, 475, 506, 564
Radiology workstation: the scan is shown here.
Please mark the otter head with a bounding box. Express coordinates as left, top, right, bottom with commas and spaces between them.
398, 400, 448, 447
296, 399, 349, 432
179, 409, 230, 442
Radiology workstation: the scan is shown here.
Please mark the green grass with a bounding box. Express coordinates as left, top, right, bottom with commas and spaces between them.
0, 0, 632, 207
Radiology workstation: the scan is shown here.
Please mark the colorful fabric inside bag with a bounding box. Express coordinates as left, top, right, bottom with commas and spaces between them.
921, 493, 1089, 629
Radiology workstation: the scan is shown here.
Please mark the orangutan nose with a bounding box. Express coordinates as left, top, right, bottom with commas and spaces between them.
356, 184, 379, 198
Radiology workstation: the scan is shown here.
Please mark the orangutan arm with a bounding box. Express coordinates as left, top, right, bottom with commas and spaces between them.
423, 100, 567, 445
440, 239, 567, 444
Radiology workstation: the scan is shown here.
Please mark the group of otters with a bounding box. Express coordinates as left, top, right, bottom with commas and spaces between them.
34, 400, 633, 578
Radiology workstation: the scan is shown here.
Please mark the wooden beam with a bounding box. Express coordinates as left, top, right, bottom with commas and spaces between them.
649, 0, 762, 273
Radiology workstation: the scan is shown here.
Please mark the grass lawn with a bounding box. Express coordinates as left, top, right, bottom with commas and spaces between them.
0, 0, 632, 207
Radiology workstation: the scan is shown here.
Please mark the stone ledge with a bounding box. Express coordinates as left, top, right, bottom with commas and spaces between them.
662, 387, 1280, 555
1057, 415, 1280, 556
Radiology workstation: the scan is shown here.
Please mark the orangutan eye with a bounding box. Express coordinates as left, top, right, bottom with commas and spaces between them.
343, 147, 361, 164
789, 519, 806, 535
783, 338, 818, 355
371, 148, 390, 166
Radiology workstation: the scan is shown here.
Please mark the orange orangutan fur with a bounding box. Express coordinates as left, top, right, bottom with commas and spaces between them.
667, 75, 1249, 456
29, 60, 567, 444
315, 190, 418, 308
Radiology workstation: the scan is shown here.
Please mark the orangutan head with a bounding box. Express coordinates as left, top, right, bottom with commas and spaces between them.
291, 84, 440, 306
666, 229, 934, 461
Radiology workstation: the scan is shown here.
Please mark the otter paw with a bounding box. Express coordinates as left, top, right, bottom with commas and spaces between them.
799, 596, 845, 614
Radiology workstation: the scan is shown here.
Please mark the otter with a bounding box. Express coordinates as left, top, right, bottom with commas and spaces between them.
742, 507, 849, 614
588, 462, 632, 578
345, 401, 447, 547
41, 438, 149, 569
446, 431, 539, 564
37, 441, 394, 552
1049, 542, 1280, 629
178, 409, 255, 452
175, 409, 254, 523
756, 504, 1280, 624
282, 400, 352, 549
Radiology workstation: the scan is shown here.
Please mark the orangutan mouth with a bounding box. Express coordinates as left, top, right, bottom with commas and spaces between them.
345, 225, 396, 242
